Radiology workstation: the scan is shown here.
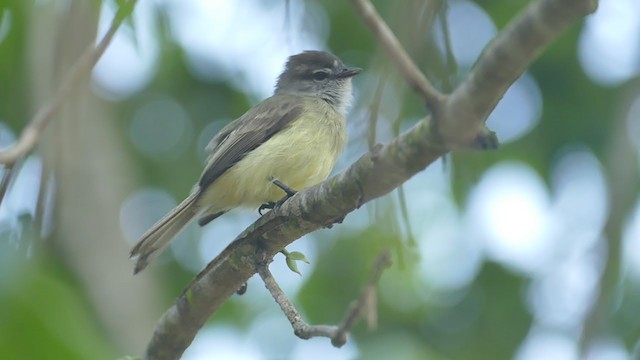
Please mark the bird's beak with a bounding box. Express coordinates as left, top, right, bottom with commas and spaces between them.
336, 66, 362, 79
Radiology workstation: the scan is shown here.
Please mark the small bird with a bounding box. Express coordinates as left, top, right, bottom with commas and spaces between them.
130, 51, 361, 273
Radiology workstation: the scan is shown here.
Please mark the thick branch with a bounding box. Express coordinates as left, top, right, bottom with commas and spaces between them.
144, 0, 597, 359
0, 0, 137, 165
439, 0, 597, 147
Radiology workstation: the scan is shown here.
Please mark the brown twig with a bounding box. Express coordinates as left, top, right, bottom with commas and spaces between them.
438, 1, 457, 93
333, 250, 391, 343
350, 0, 444, 111
258, 250, 392, 347
367, 73, 388, 151
0, 156, 23, 207
577, 110, 639, 355
0, 0, 137, 165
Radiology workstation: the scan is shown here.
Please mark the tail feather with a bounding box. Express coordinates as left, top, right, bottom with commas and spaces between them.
130, 192, 199, 274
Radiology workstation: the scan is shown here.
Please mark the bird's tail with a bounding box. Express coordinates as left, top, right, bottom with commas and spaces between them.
130, 192, 199, 274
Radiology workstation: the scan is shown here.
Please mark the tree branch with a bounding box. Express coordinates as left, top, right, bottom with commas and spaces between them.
258, 250, 391, 347
578, 108, 639, 355
439, 0, 597, 147
0, 0, 137, 165
143, 0, 597, 358
350, 0, 444, 111
0, 156, 23, 207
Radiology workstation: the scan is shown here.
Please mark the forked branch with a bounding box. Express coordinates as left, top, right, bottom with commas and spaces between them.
258, 250, 392, 347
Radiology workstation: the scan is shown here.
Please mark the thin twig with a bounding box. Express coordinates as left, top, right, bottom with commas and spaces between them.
578, 112, 638, 355
438, 1, 457, 93
367, 73, 388, 151
34, 159, 52, 243
258, 265, 340, 341
396, 185, 415, 248
350, 0, 444, 111
0, 156, 23, 207
333, 250, 392, 345
390, 107, 416, 252
258, 250, 392, 348
0, 0, 137, 165
283, 0, 293, 52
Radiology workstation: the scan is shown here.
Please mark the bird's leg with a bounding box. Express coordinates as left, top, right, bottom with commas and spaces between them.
258, 179, 298, 215
272, 179, 297, 197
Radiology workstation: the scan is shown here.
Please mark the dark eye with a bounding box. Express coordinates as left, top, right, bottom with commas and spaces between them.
312, 71, 329, 81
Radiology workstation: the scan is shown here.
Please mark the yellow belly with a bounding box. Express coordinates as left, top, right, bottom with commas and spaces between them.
198, 100, 347, 214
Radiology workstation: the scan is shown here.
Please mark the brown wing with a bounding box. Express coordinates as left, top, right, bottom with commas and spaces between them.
198, 95, 303, 190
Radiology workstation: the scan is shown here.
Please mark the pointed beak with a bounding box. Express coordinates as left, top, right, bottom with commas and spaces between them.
336, 66, 362, 79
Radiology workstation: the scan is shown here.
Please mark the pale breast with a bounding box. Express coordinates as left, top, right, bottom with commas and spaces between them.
199, 98, 347, 212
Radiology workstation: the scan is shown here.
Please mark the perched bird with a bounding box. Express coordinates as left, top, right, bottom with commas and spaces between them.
130, 51, 361, 273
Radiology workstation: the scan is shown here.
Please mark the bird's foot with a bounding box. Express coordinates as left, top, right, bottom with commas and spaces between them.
258, 194, 293, 215
258, 179, 298, 215
258, 201, 276, 215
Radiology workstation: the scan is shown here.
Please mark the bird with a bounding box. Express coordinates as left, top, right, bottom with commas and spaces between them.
130, 51, 361, 274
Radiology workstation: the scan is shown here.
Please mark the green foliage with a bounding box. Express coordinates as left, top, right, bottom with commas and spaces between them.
282, 249, 310, 276
0, 245, 116, 360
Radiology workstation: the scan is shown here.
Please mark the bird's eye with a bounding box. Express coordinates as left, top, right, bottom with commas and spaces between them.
312, 71, 329, 81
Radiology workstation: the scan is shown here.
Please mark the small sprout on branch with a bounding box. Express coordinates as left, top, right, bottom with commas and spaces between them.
281, 249, 310, 276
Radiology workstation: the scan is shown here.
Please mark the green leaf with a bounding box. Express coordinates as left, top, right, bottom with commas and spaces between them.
285, 256, 302, 276
281, 249, 310, 275
287, 251, 310, 264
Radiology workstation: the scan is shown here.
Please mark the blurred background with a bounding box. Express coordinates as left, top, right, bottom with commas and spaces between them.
0, 0, 639, 359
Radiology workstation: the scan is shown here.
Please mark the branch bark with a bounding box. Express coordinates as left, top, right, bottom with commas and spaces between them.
143, 0, 597, 358
439, 0, 597, 147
